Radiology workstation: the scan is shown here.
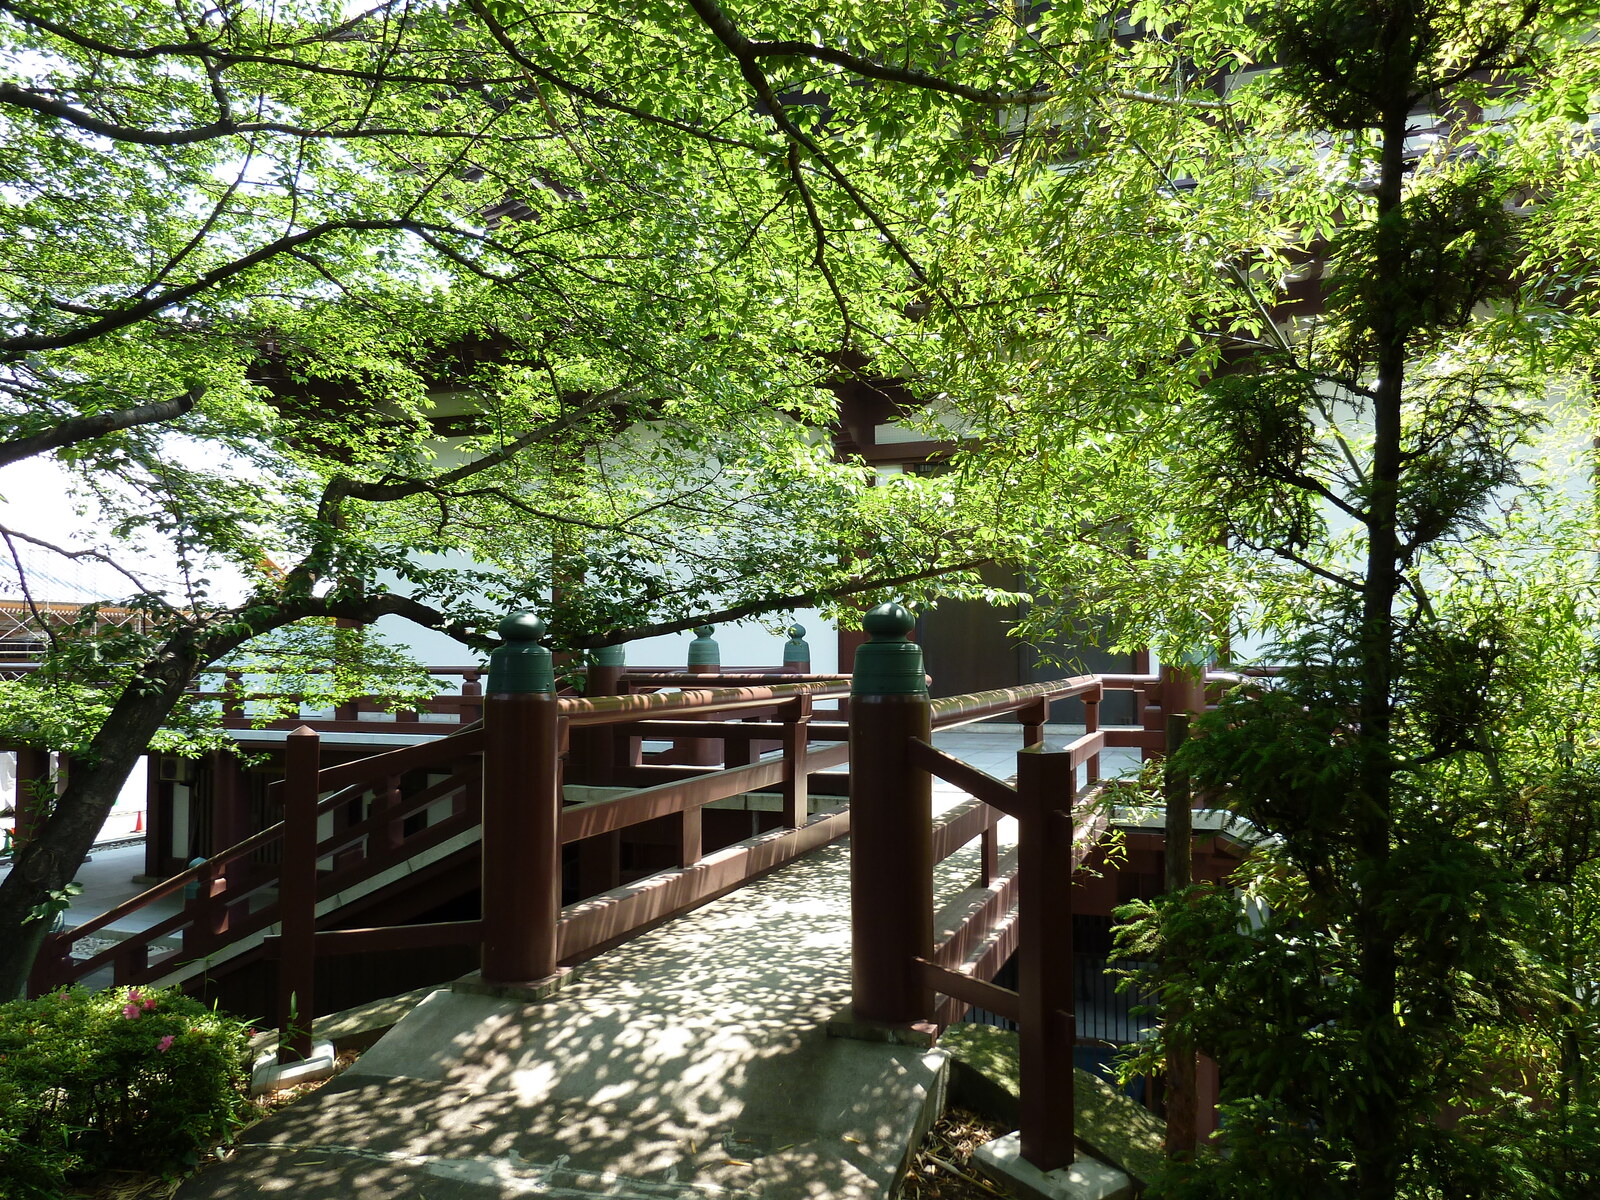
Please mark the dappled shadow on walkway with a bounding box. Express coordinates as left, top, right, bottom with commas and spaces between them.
179, 840, 948, 1200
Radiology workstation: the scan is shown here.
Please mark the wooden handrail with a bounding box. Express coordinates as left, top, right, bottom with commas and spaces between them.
559, 743, 850, 843
265, 724, 481, 798
560, 681, 850, 727
929, 675, 1101, 727
57, 726, 483, 949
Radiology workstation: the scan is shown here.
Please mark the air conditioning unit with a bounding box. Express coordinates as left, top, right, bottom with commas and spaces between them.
157, 756, 194, 784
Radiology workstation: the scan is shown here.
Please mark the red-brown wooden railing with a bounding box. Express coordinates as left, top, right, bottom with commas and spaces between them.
191, 664, 487, 732
29, 674, 857, 1039
28, 723, 486, 996
260, 675, 853, 1062
847, 604, 1153, 1174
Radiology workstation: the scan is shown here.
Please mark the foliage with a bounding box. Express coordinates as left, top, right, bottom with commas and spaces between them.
0, 985, 252, 1195
1112, 468, 1600, 1195
0, 0, 1038, 991
944, 0, 1600, 1193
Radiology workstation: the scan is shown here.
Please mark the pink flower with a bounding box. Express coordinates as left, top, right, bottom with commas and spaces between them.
157, 1035, 175, 1054
143, 997, 156, 1011
127, 987, 143, 1006
122, 1002, 140, 1020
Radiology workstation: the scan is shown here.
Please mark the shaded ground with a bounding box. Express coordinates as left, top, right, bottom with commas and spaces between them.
69, 1084, 1008, 1200
64, 1049, 363, 1200
902, 1109, 1011, 1200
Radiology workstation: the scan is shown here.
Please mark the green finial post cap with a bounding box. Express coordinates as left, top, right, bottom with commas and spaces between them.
487, 610, 555, 693
591, 644, 626, 667
688, 624, 721, 667
783, 622, 810, 664
852, 603, 926, 695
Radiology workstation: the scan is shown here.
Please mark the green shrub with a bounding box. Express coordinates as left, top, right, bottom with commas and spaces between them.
0, 984, 252, 1196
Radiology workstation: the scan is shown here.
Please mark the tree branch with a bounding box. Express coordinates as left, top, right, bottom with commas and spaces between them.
0, 81, 520, 147
686, 0, 1224, 110
467, 0, 766, 152
0, 388, 202, 466
562, 557, 991, 648
316, 389, 630, 523
680, 0, 964, 329
0, 220, 443, 359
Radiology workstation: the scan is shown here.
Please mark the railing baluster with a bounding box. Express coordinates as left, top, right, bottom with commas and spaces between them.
1083, 685, 1103, 788
481, 612, 561, 985
1015, 746, 1078, 1173
678, 807, 703, 867
114, 939, 149, 987
1019, 697, 1048, 747
277, 726, 319, 1064
683, 625, 721, 766
780, 693, 812, 828
979, 820, 998, 888
380, 773, 404, 851
848, 604, 933, 1028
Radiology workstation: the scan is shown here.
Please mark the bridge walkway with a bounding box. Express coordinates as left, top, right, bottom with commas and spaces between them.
175, 729, 1133, 1200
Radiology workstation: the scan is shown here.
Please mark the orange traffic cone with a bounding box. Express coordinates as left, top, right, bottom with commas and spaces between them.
133, 808, 144, 834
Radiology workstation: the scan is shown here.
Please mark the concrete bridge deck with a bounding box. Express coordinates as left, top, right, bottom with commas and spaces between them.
177, 837, 947, 1200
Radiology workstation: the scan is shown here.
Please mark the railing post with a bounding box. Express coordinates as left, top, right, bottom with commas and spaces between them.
1158, 659, 1206, 748
783, 623, 811, 674
459, 668, 483, 724
181, 856, 209, 955
481, 611, 562, 985
683, 625, 720, 765
199, 857, 231, 938
1163, 712, 1198, 1157
1084, 681, 1103, 788
848, 603, 932, 1027
570, 645, 624, 786
27, 918, 71, 997
1141, 679, 1165, 763
1019, 696, 1048, 747
278, 726, 319, 1064
687, 624, 720, 674
1015, 747, 1078, 1172
780, 693, 812, 828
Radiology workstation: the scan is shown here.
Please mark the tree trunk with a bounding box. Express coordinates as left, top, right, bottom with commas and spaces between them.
1349, 87, 1411, 1200
0, 647, 202, 998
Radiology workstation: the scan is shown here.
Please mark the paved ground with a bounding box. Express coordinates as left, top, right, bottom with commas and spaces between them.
178, 832, 952, 1200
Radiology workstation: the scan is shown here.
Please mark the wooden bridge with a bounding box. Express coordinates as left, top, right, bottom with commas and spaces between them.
28, 605, 1238, 1188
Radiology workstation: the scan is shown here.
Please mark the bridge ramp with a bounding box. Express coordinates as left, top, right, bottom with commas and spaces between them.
177, 837, 949, 1200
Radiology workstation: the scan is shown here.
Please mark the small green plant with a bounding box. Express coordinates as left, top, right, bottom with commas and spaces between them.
0, 984, 252, 1196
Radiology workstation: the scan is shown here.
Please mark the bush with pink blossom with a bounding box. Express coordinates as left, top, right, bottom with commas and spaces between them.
0, 984, 251, 1194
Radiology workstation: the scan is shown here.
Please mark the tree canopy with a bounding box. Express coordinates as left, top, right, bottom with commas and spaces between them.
0, 0, 1042, 995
